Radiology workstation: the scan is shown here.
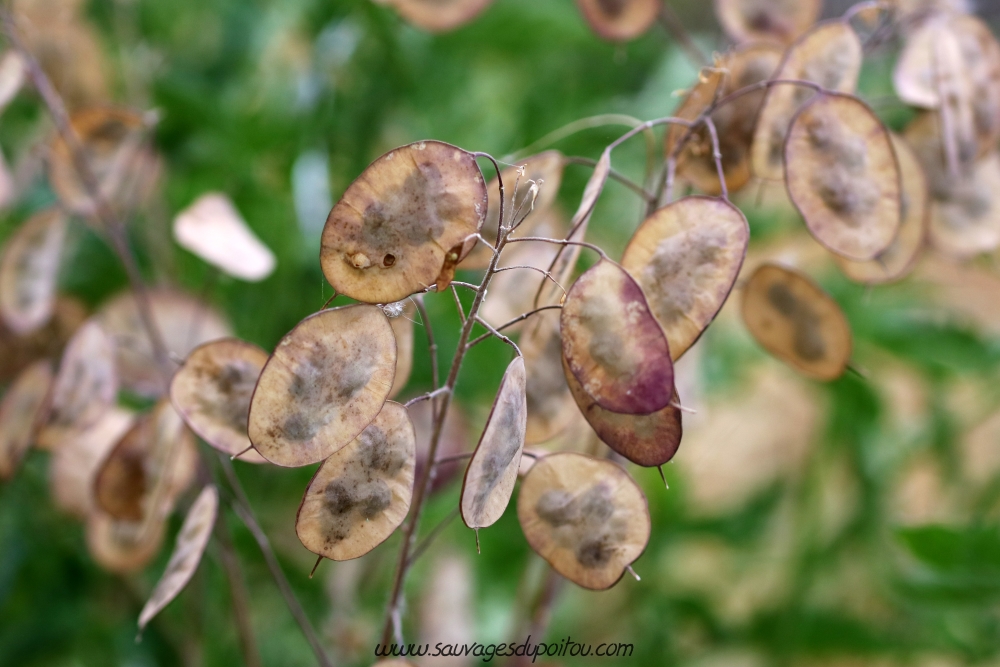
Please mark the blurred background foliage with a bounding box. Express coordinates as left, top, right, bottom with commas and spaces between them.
2, 0, 1000, 666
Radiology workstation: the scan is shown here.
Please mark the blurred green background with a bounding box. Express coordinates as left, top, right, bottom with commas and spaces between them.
2, 0, 1000, 665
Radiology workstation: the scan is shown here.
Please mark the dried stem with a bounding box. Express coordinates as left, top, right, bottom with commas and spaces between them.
406, 507, 461, 568
473, 315, 522, 357
214, 518, 262, 667
703, 116, 729, 201
450, 284, 467, 325
563, 155, 656, 202
466, 304, 563, 350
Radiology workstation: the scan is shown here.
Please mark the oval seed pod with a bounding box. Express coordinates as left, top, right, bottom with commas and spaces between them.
665, 69, 726, 163
138, 485, 218, 631
387, 300, 415, 399
86, 511, 166, 574
0, 50, 26, 112
714, 0, 821, 45
836, 134, 929, 284
460, 357, 527, 529
561, 258, 673, 415
621, 196, 749, 360
517, 452, 650, 590
169, 338, 268, 464
751, 21, 863, 182
0, 296, 86, 384
784, 93, 902, 260
248, 304, 396, 467
94, 400, 198, 521
0, 359, 53, 480
463, 151, 564, 269
522, 309, 579, 444
0, 208, 67, 335
173, 192, 276, 282
741, 262, 852, 381
575, 0, 659, 42
38, 319, 117, 450
97, 289, 230, 397
296, 401, 415, 561
321, 141, 487, 303
561, 354, 682, 467
377, 0, 494, 33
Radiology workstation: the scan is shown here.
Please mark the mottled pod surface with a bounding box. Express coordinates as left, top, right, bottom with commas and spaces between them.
461, 357, 527, 529
248, 304, 396, 467
296, 401, 415, 561
621, 196, 749, 360
561, 259, 673, 415
376, 0, 495, 33
574, 0, 659, 42
784, 93, 902, 260
517, 452, 650, 590
170, 338, 269, 463
836, 134, 928, 284
714, 0, 821, 45
0, 359, 53, 480
0, 208, 67, 335
751, 21, 863, 181
561, 354, 682, 467
741, 263, 852, 381
321, 141, 487, 303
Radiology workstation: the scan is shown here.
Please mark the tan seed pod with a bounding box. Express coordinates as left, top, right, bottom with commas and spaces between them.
248, 304, 396, 467
86, 511, 166, 574
517, 452, 650, 590
561, 354, 681, 467
375, 0, 494, 33
460, 357, 527, 529
574, 0, 659, 42
169, 338, 269, 464
387, 300, 415, 399
173, 193, 276, 282
521, 309, 579, 445
321, 141, 487, 303
97, 289, 230, 397
784, 92, 902, 261
94, 400, 198, 522
561, 258, 673, 415
463, 151, 564, 269
0, 50, 26, 112
741, 262, 852, 381
714, 0, 821, 45
48, 107, 153, 217
751, 21, 863, 182
666, 68, 727, 165
836, 134, 929, 284
296, 401, 415, 561
50, 407, 135, 519
0, 295, 86, 384
138, 485, 219, 630
621, 196, 749, 360
0, 207, 68, 335
38, 319, 117, 449
0, 359, 53, 480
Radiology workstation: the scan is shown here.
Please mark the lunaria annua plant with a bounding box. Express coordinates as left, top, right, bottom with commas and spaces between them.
2, 1, 1000, 665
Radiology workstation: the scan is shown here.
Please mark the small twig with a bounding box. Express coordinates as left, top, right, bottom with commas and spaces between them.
466, 305, 563, 350
412, 296, 439, 415
433, 452, 474, 465
703, 116, 729, 201
214, 518, 262, 667
492, 264, 567, 298
512, 114, 651, 160
403, 387, 450, 408
406, 507, 461, 568
563, 156, 656, 202
473, 316, 522, 357
450, 284, 467, 325
507, 236, 608, 259
449, 280, 481, 291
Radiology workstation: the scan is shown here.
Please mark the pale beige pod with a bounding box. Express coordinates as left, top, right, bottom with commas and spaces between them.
517, 452, 650, 590
741, 262, 852, 381
784, 93, 902, 261
296, 401, 415, 561
521, 309, 578, 445
0, 359, 53, 480
621, 196, 749, 360
460, 357, 527, 529
169, 338, 269, 463
751, 21, 863, 182
575, 0, 660, 42
247, 304, 396, 467
86, 511, 166, 574
0, 207, 67, 335
376, 0, 495, 33
714, 0, 821, 45
321, 141, 487, 303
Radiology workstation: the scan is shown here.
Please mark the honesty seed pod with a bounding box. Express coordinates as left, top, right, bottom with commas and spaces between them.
0, 359, 53, 480
0, 296, 86, 384
248, 304, 396, 467
561, 258, 673, 415
375, 0, 495, 33
87, 511, 166, 574
836, 134, 929, 284
621, 196, 749, 360
575, 0, 659, 42
460, 357, 527, 530
741, 262, 852, 381
138, 485, 218, 631
170, 338, 269, 463
751, 21, 863, 182
0, 207, 67, 335
784, 93, 902, 261
561, 354, 682, 467
387, 300, 415, 399
714, 0, 821, 45
321, 141, 487, 303
517, 452, 650, 590
296, 401, 415, 561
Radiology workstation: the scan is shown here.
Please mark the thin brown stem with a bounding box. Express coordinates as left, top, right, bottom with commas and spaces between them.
507, 236, 608, 259
563, 155, 656, 202
406, 507, 461, 568
703, 116, 729, 201
214, 518, 262, 667
657, 2, 709, 68
466, 305, 562, 350
492, 264, 566, 298
473, 315, 521, 357
450, 284, 467, 325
